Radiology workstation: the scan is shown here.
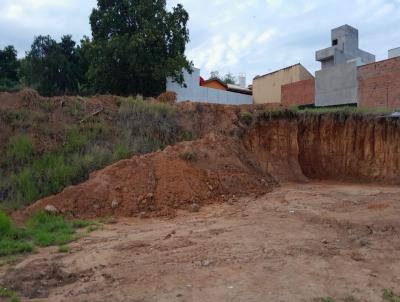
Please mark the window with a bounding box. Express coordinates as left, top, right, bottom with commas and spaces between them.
332, 39, 338, 46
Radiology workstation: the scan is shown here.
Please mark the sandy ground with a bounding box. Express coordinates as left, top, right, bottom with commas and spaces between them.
2, 182, 400, 302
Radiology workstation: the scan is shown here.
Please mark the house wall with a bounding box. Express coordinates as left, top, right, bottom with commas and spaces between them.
202, 80, 226, 91
253, 65, 313, 104
358, 57, 400, 109
281, 79, 315, 107
166, 68, 253, 105
315, 61, 358, 107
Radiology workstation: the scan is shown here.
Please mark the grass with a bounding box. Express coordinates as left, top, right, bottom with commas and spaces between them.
383, 289, 400, 302
180, 151, 197, 162
0, 287, 20, 302
0, 209, 95, 257
58, 245, 70, 253
1, 97, 181, 210
6, 135, 35, 164
239, 111, 254, 126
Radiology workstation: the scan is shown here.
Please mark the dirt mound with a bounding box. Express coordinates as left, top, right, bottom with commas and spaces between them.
26, 134, 277, 219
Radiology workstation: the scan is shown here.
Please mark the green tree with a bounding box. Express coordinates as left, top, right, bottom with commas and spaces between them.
209, 71, 237, 85
22, 35, 88, 96
88, 0, 192, 96
0, 45, 20, 89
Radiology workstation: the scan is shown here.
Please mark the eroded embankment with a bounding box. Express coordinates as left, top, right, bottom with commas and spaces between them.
25, 134, 276, 219
243, 112, 400, 184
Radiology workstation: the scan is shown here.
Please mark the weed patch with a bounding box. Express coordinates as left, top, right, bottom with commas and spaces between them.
180, 151, 197, 162
0, 210, 94, 258
383, 289, 400, 302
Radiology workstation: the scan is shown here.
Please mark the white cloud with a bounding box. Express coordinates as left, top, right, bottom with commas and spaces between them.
1, 0, 400, 80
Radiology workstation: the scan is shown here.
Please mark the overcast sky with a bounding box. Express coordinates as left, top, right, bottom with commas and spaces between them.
1, 0, 400, 82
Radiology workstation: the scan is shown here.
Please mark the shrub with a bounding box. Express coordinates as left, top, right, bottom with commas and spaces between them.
7, 135, 34, 164
180, 151, 197, 162
239, 111, 253, 126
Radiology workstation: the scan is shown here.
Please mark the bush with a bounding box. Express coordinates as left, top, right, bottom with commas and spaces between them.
239, 111, 253, 126
180, 151, 197, 162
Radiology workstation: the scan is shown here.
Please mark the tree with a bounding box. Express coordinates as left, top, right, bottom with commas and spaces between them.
22, 35, 88, 96
209, 71, 237, 85
88, 0, 192, 96
0, 45, 19, 89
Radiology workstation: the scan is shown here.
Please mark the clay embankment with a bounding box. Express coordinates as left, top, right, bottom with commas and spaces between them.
243, 112, 400, 184
26, 108, 400, 219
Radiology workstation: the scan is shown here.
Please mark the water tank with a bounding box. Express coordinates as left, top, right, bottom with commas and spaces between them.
238, 73, 246, 88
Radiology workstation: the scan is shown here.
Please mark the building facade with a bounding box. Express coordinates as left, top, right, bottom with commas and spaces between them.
358, 56, 400, 109
166, 68, 253, 105
315, 25, 375, 106
281, 78, 315, 107
253, 63, 314, 104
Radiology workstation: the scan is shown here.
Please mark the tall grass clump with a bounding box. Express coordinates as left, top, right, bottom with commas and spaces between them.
6, 135, 35, 165
118, 97, 179, 154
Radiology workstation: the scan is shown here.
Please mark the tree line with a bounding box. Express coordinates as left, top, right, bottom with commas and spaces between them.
0, 0, 192, 97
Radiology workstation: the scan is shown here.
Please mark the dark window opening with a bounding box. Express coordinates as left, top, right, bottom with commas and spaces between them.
332, 39, 338, 46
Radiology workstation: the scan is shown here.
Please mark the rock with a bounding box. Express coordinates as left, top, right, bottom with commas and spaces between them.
111, 200, 119, 209
45, 204, 59, 215
189, 203, 200, 213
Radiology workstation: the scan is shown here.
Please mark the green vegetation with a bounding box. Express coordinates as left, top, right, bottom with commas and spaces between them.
58, 245, 70, 253
383, 289, 400, 302
0, 98, 180, 209
6, 135, 34, 164
259, 106, 394, 122
0, 209, 93, 257
239, 111, 254, 126
180, 151, 197, 162
0, 287, 19, 302
1, 1, 192, 97
320, 298, 336, 302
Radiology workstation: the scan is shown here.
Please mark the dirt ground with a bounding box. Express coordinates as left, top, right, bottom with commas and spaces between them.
2, 182, 400, 302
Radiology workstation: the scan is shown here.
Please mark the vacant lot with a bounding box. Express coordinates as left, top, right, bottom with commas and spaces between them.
2, 182, 399, 302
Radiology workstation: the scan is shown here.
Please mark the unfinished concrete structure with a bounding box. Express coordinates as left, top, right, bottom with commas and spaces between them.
315, 25, 375, 106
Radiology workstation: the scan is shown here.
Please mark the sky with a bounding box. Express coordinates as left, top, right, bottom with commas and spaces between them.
1, 0, 400, 83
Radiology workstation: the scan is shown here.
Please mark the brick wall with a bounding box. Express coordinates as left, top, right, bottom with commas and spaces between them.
281, 78, 315, 107
358, 57, 400, 109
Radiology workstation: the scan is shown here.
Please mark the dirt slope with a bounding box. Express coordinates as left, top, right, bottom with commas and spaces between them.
26, 134, 276, 219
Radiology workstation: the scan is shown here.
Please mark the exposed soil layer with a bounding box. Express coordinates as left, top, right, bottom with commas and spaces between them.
25, 134, 276, 219
3, 182, 400, 301
243, 113, 400, 184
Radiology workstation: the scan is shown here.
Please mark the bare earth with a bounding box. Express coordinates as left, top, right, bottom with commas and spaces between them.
3, 182, 400, 302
